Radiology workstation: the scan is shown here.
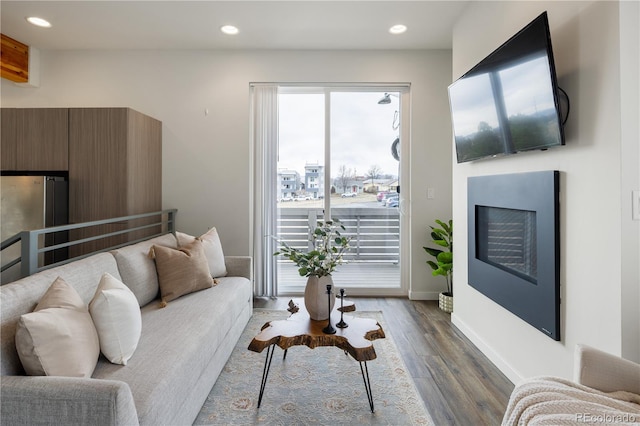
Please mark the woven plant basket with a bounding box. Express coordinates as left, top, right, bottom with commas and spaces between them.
439, 292, 453, 313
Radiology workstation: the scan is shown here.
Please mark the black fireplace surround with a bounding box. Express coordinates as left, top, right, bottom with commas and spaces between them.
468, 171, 560, 340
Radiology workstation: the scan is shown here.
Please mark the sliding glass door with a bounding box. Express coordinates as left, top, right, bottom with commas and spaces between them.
274, 86, 408, 296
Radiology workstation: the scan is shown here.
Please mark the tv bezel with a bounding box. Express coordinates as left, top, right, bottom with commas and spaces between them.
449, 11, 565, 163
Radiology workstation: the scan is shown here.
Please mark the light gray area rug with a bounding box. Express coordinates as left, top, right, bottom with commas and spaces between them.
194, 309, 433, 425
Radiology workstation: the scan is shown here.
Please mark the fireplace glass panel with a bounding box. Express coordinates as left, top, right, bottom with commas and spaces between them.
476, 206, 537, 283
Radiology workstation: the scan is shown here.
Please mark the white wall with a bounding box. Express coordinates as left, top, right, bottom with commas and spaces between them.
0, 49, 453, 299
619, 0, 640, 364
451, 0, 640, 383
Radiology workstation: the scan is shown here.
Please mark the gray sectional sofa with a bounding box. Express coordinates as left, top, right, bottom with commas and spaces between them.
0, 233, 253, 425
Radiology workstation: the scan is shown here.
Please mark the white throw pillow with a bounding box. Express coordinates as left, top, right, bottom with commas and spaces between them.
89, 273, 142, 365
15, 277, 100, 377
176, 227, 227, 278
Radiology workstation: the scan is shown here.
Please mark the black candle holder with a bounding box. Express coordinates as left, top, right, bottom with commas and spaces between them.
322, 284, 336, 335
336, 288, 348, 328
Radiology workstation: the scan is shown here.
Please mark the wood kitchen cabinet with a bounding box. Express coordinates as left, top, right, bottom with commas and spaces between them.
1, 108, 68, 171
0, 107, 161, 256
68, 108, 162, 255
1, 108, 17, 170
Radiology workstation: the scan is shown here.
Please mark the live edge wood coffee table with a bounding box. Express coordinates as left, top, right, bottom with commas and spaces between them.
248, 299, 385, 412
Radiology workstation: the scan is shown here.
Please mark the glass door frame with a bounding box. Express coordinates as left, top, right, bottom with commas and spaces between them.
276, 83, 411, 297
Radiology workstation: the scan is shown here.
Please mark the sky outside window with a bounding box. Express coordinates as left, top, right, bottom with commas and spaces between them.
278, 92, 400, 179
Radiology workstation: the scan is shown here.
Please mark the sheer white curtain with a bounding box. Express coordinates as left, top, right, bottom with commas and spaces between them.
251, 84, 279, 297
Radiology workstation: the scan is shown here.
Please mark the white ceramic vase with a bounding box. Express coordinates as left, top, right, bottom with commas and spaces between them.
304, 275, 336, 320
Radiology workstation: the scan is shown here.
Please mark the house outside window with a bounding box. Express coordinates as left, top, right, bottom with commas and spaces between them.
304, 162, 324, 199
277, 169, 300, 200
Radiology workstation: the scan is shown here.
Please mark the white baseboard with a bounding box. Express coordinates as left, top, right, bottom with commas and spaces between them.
452, 313, 524, 385
408, 290, 440, 300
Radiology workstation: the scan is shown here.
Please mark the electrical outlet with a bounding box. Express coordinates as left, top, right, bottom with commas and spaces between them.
633, 190, 640, 220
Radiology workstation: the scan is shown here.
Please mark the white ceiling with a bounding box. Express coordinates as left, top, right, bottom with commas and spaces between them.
0, 1, 469, 51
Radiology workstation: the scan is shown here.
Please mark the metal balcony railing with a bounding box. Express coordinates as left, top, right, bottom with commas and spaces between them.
277, 207, 400, 263
1, 209, 177, 284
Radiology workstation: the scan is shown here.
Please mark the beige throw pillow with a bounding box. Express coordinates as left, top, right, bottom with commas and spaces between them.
15, 277, 100, 377
151, 239, 214, 307
89, 273, 142, 365
176, 227, 227, 278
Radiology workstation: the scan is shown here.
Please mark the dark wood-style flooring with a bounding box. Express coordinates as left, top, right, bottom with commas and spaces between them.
253, 297, 514, 425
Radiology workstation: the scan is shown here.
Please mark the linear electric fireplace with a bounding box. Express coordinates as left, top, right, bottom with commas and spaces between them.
468, 171, 560, 340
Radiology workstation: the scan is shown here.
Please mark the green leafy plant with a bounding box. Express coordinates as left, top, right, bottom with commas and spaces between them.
423, 219, 453, 296
274, 219, 352, 278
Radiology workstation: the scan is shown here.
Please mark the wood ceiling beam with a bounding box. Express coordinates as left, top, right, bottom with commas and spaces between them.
1, 34, 29, 83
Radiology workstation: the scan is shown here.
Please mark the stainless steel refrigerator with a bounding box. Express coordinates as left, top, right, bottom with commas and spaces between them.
1, 175, 68, 284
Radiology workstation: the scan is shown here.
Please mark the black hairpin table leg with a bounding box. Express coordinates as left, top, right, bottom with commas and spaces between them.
359, 361, 375, 413
257, 344, 276, 408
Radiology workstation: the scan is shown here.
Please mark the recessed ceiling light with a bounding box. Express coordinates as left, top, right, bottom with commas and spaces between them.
389, 24, 407, 35
26, 16, 52, 28
220, 25, 239, 35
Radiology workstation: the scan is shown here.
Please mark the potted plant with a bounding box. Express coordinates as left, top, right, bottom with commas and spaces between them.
274, 219, 351, 320
423, 219, 453, 313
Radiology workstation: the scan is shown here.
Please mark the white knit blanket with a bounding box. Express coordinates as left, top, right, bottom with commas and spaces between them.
502, 376, 640, 425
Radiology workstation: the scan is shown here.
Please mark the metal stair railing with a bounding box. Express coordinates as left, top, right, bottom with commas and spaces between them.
1, 209, 177, 283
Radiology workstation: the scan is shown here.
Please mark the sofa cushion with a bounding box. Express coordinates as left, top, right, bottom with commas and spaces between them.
91, 275, 252, 425
150, 239, 214, 306
111, 234, 178, 307
15, 277, 100, 378
89, 273, 142, 365
1, 252, 121, 376
176, 228, 227, 278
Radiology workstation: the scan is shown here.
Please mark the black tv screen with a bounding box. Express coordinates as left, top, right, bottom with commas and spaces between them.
449, 12, 565, 163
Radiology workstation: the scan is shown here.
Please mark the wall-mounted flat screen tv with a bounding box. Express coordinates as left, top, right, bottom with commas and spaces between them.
449, 12, 565, 163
